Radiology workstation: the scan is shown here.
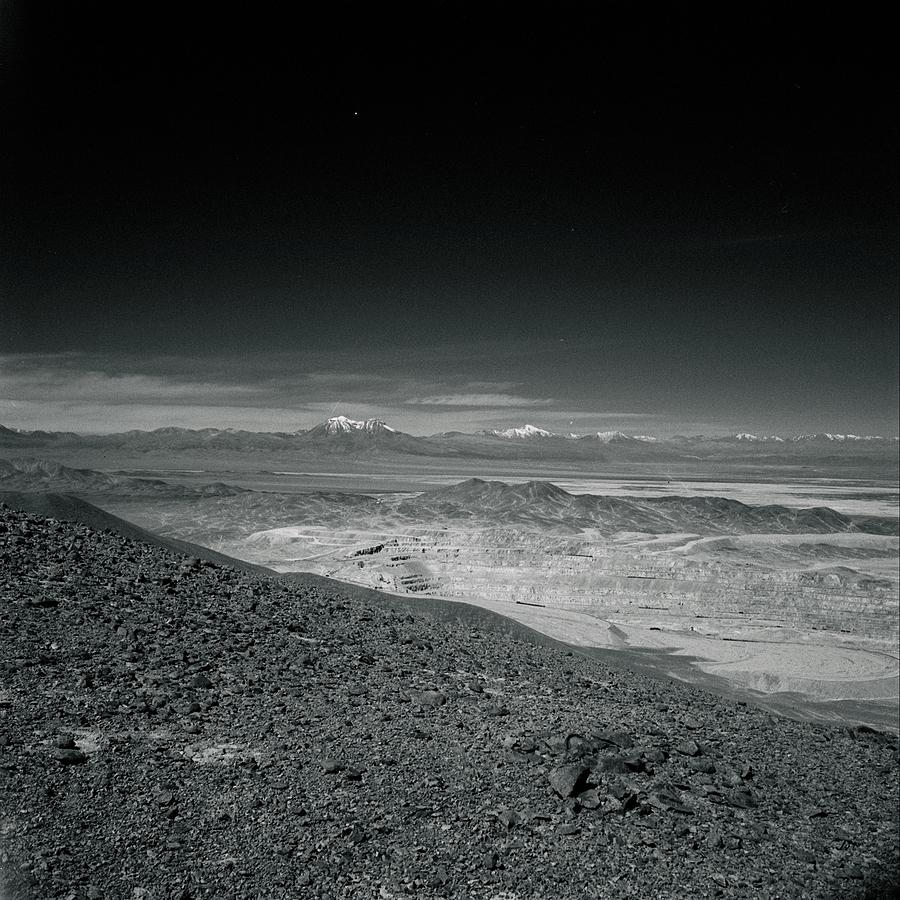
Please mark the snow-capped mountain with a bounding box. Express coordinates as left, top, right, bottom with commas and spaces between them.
485, 426, 664, 443
313, 416, 397, 436
587, 431, 664, 446
489, 424, 556, 439
789, 433, 889, 442
294, 417, 453, 456
730, 432, 896, 443
594, 431, 631, 443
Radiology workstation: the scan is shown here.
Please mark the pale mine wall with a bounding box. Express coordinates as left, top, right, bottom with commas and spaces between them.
339, 531, 900, 643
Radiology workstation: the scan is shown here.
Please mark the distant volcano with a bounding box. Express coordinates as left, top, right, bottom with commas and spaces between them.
487, 424, 557, 439
303, 416, 397, 437
293, 417, 455, 456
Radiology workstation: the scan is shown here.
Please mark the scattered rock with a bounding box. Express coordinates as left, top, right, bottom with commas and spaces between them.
675, 739, 701, 757
596, 729, 634, 749
414, 690, 447, 708
345, 823, 367, 844
649, 789, 693, 815
52, 748, 87, 764
725, 788, 757, 809
565, 733, 595, 757
597, 754, 629, 774
547, 764, 591, 798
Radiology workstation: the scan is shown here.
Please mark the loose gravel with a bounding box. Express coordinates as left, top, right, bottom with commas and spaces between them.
1, 503, 898, 899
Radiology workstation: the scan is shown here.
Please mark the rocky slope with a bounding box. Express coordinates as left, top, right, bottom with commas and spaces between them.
0, 458, 242, 498
1, 503, 898, 899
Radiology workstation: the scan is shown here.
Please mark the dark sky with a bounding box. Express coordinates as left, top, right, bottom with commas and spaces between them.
2, 4, 898, 434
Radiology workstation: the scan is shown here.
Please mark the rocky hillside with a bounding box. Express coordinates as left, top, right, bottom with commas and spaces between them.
0, 458, 243, 498
404, 479, 898, 534
0, 503, 898, 899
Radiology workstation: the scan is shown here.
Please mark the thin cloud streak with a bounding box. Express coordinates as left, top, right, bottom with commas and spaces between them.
0, 354, 559, 414
405, 394, 554, 408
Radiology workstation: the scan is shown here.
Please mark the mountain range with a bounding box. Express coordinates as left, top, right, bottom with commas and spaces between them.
1, 418, 897, 462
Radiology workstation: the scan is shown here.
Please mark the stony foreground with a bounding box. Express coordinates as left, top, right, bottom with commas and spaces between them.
1, 504, 898, 899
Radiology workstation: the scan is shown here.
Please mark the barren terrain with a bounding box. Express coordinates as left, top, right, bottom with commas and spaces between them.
3, 452, 898, 732
1, 502, 898, 899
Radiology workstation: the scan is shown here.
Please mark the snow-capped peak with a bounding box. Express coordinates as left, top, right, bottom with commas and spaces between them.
491, 424, 556, 439
734, 433, 785, 442
594, 430, 630, 443
631, 434, 658, 442
323, 416, 396, 435
323, 416, 361, 434
733, 432, 897, 443
789, 433, 887, 442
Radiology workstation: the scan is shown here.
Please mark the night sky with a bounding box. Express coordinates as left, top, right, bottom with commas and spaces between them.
2, 4, 898, 435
